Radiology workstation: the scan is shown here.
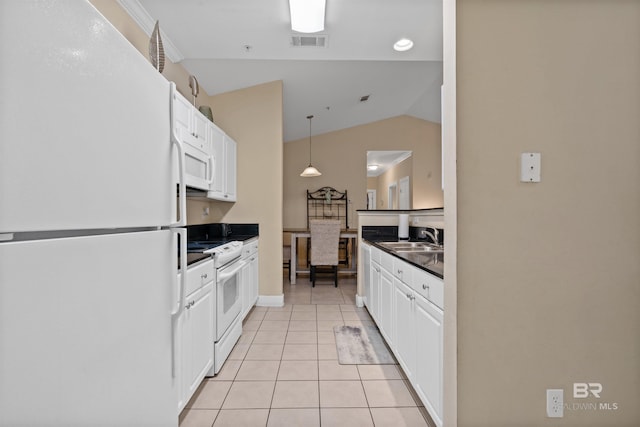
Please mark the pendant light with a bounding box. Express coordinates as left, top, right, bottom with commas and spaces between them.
300, 115, 322, 177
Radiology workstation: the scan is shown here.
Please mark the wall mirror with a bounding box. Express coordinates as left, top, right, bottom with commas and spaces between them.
366, 151, 412, 210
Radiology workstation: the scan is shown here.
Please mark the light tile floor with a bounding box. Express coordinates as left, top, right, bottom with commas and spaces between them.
179, 276, 434, 427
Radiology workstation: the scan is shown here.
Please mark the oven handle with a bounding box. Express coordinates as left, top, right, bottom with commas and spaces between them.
217, 259, 246, 282
170, 227, 187, 378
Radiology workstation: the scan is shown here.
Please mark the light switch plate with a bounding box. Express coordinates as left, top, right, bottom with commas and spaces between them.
521, 152, 541, 182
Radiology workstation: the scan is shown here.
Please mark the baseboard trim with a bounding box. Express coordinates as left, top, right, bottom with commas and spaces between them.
256, 294, 285, 307
355, 294, 364, 308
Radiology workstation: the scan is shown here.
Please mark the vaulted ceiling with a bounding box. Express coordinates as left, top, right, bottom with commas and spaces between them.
119, 0, 443, 142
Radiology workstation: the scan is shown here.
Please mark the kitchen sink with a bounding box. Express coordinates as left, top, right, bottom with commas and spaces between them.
378, 241, 443, 253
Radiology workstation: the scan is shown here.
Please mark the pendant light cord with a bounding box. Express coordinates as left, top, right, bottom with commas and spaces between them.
307, 115, 313, 165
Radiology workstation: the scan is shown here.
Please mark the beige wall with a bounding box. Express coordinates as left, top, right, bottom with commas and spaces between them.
90, 0, 209, 104
283, 115, 442, 228
206, 81, 284, 297
457, 1, 640, 425
91, 1, 284, 298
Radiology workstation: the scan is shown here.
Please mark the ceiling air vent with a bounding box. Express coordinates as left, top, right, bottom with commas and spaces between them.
290, 34, 328, 48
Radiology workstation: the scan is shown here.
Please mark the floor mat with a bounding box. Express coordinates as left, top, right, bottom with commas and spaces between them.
334, 325, 396, 364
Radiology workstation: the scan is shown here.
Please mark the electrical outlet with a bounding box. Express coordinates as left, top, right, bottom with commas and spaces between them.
546, 389, 564, 418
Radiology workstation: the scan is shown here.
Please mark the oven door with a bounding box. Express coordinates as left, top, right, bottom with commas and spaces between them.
215, 257, 244, 340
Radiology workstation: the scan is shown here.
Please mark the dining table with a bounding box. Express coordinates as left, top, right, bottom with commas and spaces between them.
284, 228, 358, 285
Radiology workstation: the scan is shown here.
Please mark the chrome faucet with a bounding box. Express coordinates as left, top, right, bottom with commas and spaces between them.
419, 227, 439, 245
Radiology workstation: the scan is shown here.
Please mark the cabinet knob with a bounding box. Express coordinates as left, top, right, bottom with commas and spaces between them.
422, 284, 428, 290
201, 273, 208, 279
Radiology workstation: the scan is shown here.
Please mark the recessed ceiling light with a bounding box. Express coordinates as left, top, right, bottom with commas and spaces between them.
393, 38, 414, 52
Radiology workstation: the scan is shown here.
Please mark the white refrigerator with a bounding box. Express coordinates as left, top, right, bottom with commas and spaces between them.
0, 1, 187, 425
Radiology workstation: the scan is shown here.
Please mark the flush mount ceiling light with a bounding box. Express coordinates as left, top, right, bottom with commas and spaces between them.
393, 38, 414, 52
300, 115, 322, 177
367, 164, 379, 171
289, 0, 326, 33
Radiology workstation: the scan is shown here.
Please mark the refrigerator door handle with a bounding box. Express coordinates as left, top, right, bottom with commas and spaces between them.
170, 227, 187, 377
170, 83, 187, 227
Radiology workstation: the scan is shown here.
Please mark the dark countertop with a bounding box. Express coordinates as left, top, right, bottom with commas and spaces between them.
181, 223, 259, 269
365, 239, 444, 279
187, 223, 259, 242
356, 207, 444, 213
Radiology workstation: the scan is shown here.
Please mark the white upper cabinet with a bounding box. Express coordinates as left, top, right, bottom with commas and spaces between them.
209, 126, 225, 196
207, 130, 237, 202
172, 91, 210, 153
171, 91, 237, 202
223, 135, 237, 201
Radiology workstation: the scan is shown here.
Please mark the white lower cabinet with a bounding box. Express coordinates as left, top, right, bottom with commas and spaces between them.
393, 279, 416, 381
366, 245, 444, 427
414, 291, 443, 426
177, 261, 214, 413
368, 259, 380, 323
241, 238, 259, 319
362, 243, 371, 307
378, 265, 394, 347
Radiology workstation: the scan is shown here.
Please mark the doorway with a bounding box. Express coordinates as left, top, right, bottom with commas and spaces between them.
399, 176, 410, 210
366, 189, 376, 210
388, 182, 397, 209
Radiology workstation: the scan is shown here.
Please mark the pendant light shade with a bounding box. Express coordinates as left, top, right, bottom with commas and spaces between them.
300, 115, 321, 177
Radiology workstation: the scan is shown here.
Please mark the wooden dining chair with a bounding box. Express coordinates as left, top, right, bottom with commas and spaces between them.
309, 219, 341, 287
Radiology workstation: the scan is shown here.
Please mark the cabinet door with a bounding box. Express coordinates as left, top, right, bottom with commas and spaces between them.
362, 244, 371, 307
240, 260, 251, 319
249, 255, 259, 308
414, 294, 443, 426
369, 262, 381, 323
378, 267, 394, 347
209, 126, 225, 196
192, 111, 210, 152
180, 284, 214, 411
172, 90, 192, 143
224, 136, 237, 201
393, 279, 415, 381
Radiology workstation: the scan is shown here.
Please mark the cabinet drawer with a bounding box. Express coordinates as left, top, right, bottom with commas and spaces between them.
413, 269, 443, 310
393, 257, 413, 284
184, 257, 214, 297
380, 250, 394, 273
242, 238, 259, 259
